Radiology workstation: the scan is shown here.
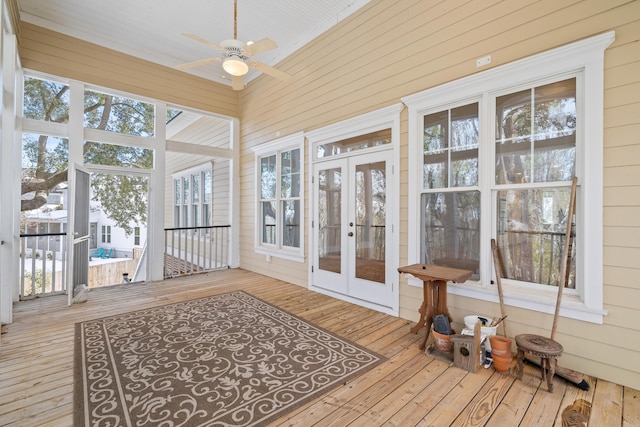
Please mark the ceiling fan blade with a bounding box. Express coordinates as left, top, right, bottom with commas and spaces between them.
231, 75, 245, 91
250, 61, 292, 82
176, 57, 221, 70
245, 38, 278, 56
182, 33, 223, 51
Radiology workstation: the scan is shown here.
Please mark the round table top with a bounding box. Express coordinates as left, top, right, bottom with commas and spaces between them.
515, 334, 563, 357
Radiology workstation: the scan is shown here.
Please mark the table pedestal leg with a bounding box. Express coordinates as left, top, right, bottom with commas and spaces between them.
409, 280, 453, 351
410, 298, 427, 335
410, 279, 433, 335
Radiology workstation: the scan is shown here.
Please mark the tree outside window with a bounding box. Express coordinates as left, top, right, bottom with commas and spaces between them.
21, 76, 153, 236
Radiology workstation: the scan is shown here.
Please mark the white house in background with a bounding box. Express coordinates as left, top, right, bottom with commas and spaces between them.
22, 185, 147, 260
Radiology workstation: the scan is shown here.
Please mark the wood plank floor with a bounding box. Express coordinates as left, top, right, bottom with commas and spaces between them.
0, 268, 638, 426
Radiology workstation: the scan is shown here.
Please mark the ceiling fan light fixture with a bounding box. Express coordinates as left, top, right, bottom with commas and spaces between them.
222, 57, 249, 76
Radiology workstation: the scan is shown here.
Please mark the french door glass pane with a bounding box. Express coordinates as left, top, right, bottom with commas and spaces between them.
318, 167, 342, 274
355, 162, 386, 283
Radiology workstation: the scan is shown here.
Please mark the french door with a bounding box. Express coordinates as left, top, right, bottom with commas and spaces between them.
312, 150, 395, 309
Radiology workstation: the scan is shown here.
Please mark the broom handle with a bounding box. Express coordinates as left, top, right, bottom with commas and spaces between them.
491, 239, 507, 337
551, 177, 577, 341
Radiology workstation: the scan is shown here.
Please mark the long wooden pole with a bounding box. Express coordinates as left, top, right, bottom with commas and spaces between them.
551, 176, 577, 341
490, 239, 507, 337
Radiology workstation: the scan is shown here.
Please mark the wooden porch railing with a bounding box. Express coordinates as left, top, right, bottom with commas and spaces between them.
163, 225, 230, 278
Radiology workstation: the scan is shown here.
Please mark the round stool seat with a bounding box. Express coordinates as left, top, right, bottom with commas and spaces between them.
514, 334, 563, 392
515, 334, 563, 358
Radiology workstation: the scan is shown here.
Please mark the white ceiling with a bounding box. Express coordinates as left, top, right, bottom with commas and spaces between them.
17, 0, 370, 87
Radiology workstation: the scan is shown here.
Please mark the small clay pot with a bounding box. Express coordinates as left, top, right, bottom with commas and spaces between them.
492, 353, 512, 372
489, 335, 512, 355
432, 328, 456, 353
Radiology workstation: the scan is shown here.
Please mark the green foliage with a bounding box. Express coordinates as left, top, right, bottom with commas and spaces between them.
22, 76, 155, 231
23, 77, 69, 122
92, 174, 148, 236
84, 90, 155, 136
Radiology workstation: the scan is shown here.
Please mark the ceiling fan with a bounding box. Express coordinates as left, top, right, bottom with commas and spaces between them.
177, 0, 292, 90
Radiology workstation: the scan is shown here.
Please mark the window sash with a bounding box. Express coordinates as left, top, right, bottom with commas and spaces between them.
495, 78, 576, 185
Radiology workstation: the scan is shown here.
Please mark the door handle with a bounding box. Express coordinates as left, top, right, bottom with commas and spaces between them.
348, 232, 354, 237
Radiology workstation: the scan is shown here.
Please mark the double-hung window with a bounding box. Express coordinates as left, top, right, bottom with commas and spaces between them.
494, 78, 577, 288
404, 32, 614, 323
172, 163, 213, 229
421, 102, 481, 279
252, 132, 304, 261
101, 225, 111, 243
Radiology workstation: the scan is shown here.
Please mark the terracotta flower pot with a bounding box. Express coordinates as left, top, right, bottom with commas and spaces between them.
432, 328, 456, 353
489, 335, 512, 356
492, 353, 512, 372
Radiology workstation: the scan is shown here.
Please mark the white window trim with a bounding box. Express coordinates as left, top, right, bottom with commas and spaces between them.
402, 32, 615, 324
252, 131, 305, 262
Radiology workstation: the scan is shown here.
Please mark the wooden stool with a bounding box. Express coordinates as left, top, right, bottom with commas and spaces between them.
515, 334, 563, 392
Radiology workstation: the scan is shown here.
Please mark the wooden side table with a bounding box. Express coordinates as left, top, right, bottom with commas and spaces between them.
398, 263, 473, 350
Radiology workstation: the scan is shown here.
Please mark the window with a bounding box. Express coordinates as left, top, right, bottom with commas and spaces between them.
83, 141, 153, 169
203, 169, 212, 227
23, 76, 69, 122
172, 163, 213, 229
84, 89, 155, 137
404, 32, 614, 323
174, 179, 181, 228
495, 79, 577, 288
134, 227, 140, 246
252, 132, 304, 261
421, 103, 481, 279
101, 225, 111, 243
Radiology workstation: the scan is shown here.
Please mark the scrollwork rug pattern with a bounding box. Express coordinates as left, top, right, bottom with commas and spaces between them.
74, 291, 385, 426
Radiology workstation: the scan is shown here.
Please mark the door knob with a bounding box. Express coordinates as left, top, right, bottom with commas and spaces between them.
348, 232, 354, 237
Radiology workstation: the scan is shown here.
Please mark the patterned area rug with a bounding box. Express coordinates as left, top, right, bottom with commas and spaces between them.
74, 291, 385, 426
